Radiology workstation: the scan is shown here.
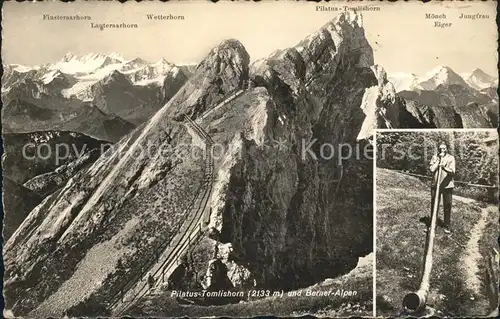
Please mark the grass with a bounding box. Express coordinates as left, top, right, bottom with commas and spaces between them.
376, 168, 498, 317
477, 208, 499, 314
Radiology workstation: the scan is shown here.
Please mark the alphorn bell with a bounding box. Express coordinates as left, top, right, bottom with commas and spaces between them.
402, 165, 443, 312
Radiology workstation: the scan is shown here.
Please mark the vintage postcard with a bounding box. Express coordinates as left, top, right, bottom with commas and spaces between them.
1, 0, 497, 318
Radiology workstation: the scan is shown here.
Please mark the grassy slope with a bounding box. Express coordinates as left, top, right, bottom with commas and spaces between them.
127, 255, 373, 317
376, 168, 498, 317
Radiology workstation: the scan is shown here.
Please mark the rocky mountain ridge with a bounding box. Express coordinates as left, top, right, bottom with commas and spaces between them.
386, 67, 498, 128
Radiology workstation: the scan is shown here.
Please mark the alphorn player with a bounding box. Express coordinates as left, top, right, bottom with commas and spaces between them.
429, 142, 456, 234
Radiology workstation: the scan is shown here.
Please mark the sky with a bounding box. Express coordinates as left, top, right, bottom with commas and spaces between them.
2, 1, 498, 76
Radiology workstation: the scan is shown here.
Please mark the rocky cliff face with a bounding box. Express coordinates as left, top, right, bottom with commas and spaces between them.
2, 178, 43, 241
171, 12, 377, 293
4, 12, 393, 317
1, 131, 110, 240
3, 37, 248, 317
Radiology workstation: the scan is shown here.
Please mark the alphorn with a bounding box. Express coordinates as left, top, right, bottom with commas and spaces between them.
402, 166, 443, 312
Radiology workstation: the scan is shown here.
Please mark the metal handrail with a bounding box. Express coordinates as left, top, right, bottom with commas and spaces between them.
391, 169, 498, 189
198, 88, 245, 120
106, 182, 205, 311
111, 116, 215, 315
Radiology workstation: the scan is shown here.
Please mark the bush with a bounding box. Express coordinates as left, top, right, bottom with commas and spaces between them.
377, 131, 498, 202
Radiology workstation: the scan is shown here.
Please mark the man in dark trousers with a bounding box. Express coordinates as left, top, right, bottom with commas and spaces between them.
429, 142, 456, 234
148, 274, 155, 290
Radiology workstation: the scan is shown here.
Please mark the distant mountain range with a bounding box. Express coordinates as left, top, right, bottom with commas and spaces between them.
388, 66, 497, 92
3, 53, 497, 145
2, 53, 192, 141
387, 66, 498, 128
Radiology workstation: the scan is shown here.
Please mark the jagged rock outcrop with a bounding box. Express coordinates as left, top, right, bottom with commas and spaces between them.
23, 148, 108, 197
358, 64, 405, 137
400, 99, 462, 128
164, 39, 250, 120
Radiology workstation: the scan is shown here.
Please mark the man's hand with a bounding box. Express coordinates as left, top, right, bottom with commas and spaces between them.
439, 162, 448, 173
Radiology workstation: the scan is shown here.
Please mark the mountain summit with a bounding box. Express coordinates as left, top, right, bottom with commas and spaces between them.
463, 68, 497, 90
52, 52, 125, 74
418, 66, 470, 90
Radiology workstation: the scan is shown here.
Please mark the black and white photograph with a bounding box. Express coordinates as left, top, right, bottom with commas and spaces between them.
0, 0, 498, 318
375, 130, 499, 317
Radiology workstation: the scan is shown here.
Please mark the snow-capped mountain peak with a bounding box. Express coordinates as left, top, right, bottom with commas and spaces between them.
10, 64, 36, 73
418, 65, 469, 90
2, 52, 189, 101
51, 53, 125, 74
387, 72, 420, 92
153, 57, 174, 67
61, 52, 77, 62
462, 68, 497, 90
101, 69, 131, 86
107, 52, 126, 62
41, 69, 64, 84
120, 57, 149, 72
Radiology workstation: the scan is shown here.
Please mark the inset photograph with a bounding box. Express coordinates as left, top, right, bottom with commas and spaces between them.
375, 130, 499, 317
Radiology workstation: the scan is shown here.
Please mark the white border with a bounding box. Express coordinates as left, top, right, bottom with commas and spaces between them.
373, 134, 377, 317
